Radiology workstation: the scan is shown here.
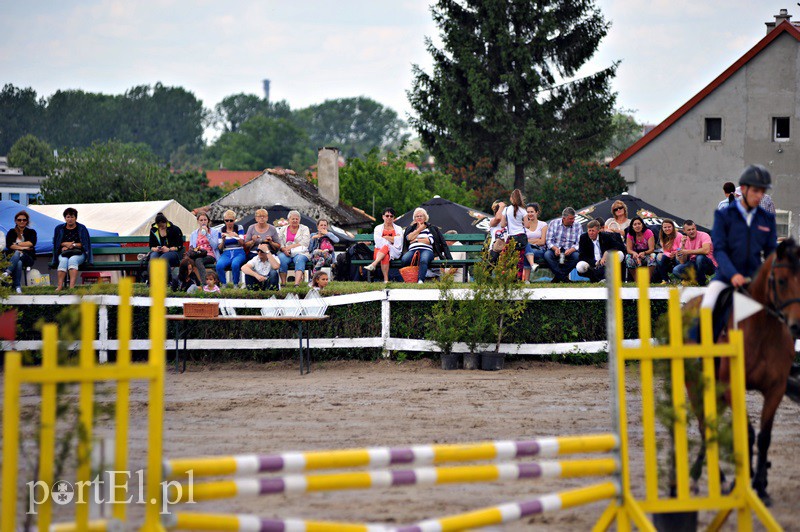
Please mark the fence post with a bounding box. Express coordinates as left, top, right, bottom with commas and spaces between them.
381, 290, 391, 358
98, 304, 109, 363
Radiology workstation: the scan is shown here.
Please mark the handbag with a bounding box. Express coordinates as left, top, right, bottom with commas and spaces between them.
61, 248, 83, 258
290, 246, 308, 257
188, 248, 208, 260
399, 251, 420, 283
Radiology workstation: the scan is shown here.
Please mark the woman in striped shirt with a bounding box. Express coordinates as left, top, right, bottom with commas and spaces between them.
401, 208, 436, 284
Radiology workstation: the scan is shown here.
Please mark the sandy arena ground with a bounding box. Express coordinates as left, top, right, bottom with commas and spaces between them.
6, 359, 800, 530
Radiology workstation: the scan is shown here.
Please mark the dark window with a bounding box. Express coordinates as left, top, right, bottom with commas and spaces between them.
773, 117, 790, 141
9, 193, 20, 203
27, 193, 39, 205
705, 118, 722, 142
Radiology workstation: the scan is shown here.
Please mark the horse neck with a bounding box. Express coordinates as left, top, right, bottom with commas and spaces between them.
748, 255, 773, 307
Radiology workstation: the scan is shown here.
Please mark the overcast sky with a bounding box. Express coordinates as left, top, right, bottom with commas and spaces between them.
1, 1, 786, 130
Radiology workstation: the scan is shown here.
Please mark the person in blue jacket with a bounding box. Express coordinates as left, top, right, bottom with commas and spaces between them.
701, 165, 777, 336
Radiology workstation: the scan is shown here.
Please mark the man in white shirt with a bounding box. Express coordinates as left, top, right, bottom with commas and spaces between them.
242, 244, 280, 290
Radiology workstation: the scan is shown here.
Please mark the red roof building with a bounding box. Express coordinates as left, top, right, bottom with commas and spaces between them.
206, 170, 263, 189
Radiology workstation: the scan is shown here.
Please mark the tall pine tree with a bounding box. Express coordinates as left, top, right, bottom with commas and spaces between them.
409, 0, 617, 191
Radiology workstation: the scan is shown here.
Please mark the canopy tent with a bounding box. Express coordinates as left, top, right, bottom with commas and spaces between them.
30, 200, 197, 237
395, 197, 492, 234
235, 205, 355, 245
564, 193, 711, 236
0, 200, 117, 255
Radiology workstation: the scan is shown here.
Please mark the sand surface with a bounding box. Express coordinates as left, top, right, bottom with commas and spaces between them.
7, 359, 800, 530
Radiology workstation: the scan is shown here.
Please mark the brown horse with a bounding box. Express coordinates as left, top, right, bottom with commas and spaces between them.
685, 238, 800, 505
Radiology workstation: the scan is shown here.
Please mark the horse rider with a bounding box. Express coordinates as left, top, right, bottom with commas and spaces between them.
700, 164, 777, 339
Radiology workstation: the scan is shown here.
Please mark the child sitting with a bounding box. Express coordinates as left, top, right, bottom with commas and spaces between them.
308, 219, 339, 275
309, 271, 329, 291
203, 271, 221, 293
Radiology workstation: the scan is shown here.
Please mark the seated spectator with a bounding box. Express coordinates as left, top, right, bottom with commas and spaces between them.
149, 212, 184, 285
242, 243, 280, 290
605, 200, 630, 237
188, 212, 219, 281
310, 270, 329, 291
277, 210, 311, 287
576, 220, 624, 282
624, 216, 656, 281
51, 207, 92, 291
203, 271, 221, 293
488, 200, 508, 265
244, 208, 281, 259
655, 218, 682, 283
172, 257, 203, 293
3, 210, 37, 294
522, 202, 547, 282
309, 218, 340, 275
215, 210, 247, 288
717, 181, 737, 211
364, 208, 404, 283
673, 220, 717, 286
443, 230, 466, 282
401, 207, 451, 284
544, 207, 582, 283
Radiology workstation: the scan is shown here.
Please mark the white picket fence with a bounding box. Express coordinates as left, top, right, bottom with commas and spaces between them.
2, 287, 709, 363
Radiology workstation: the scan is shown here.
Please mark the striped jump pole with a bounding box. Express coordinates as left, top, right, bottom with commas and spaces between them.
164, 433, 618, 479
166, 481, 619, 531
169, 458, 618, 502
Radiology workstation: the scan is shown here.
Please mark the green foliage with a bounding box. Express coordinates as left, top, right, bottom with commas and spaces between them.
597, 111, 644, 160
426, 275, 462, 356
41, 140, 221, 210
443, 159, 508, 213
534, 160, 628, 219
205, 115, 314, 171
0, 84, 44, 154
8, 134, 53, 177
212, 93, 272, 133
479, 241, 530, 352
294, 97, 409, 159
409, 0, 618, 191
421, 169, 476, 207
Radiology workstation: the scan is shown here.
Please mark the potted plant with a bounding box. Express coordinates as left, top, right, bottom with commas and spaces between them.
426, 274, 462, 369
476, 241, 530, 370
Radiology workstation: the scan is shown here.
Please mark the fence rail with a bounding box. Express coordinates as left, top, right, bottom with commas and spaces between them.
3, 287, 722, 362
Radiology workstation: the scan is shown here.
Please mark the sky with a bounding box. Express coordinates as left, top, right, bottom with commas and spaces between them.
1, 1, 787, 133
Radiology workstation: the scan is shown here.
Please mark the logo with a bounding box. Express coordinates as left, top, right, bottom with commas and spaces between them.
52, 481, 74, 505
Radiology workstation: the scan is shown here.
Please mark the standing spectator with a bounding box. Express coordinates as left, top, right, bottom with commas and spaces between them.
487, 200, 508, 265
364, 208, 404, 283
241, 243, 280, 290
309, 219, 340, 275
605, 200, 631, 237
673, 220, 717, 286
3, 210, 37, 294
544, 207, 583, 283
401, 207, 451, 284
624, 216, 656, 282
576, 220, 624, 282
500, 189, 527, 278
51, 207, 92, 291
188, 212, 219, 280
717, 182, 737, 210
655, 219, 682, 284
244, 209, 281, 259
277, 210, 311, 287
215, 210, 247, 288
735, 186, 775, 214
522, 202, 547, 282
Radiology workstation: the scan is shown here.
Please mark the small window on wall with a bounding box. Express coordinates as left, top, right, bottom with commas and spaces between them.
705, 118, 722, 141
9, 193, 20, 203
773, 117, 790, 141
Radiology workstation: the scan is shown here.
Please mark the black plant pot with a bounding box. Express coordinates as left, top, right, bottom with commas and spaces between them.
441, 352, 460, 370
463, 352, 481, 370
480, 352, 505, 371
653, 511, 698, 532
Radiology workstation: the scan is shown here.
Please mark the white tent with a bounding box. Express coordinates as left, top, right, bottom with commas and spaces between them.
30, 200, 198, 237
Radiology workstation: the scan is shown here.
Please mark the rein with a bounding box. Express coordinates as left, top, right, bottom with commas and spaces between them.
765, 261, 800, 327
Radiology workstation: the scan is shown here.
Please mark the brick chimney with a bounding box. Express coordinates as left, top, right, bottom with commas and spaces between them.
766, 9, 792, 34
317, 147, 340, 205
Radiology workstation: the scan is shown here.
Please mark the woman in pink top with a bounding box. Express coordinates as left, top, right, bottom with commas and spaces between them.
624, 216, 656, 281
655, 218, 681, 283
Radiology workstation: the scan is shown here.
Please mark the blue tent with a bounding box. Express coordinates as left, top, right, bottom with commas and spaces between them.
0, 201, 118, 255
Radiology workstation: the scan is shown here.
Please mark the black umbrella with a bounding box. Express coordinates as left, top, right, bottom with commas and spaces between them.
563, 193, 710, 236
238, 205, 355, 245
395, 196, 492, 234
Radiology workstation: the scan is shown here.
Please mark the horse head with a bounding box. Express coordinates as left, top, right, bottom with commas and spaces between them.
769, 238, 800, 337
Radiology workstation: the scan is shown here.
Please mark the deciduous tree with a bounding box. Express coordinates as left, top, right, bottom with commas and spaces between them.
409, 0, 617, 191
8, 134, 53, 177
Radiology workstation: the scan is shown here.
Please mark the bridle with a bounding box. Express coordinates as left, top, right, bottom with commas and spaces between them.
765, 259, 800, 328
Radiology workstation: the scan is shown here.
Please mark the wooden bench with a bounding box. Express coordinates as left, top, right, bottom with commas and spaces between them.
351, 233, 487, 283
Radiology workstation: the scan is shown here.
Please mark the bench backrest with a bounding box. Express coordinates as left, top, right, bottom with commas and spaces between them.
352, 232, 486, 254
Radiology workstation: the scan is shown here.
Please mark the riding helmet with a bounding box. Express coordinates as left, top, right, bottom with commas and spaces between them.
738, 164, 772, 189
